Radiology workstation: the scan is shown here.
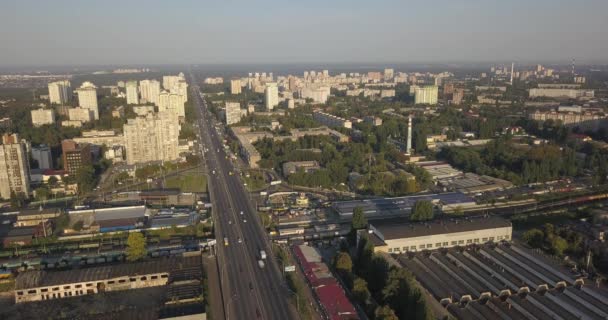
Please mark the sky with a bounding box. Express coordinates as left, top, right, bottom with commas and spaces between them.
1, 0, 607, 67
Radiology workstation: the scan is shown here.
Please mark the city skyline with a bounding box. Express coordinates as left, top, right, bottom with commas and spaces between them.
2, 0, 608, 67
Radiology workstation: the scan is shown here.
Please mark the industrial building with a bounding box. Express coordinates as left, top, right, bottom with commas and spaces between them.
149, 210, 199, 230
397, 243, 608, 320
14, 208, 60, 227
333, 192, 475, 219
67, 205, 148, 233
292, 245, 359, 320
363, 216, 512, 254
14, 255, 201, 303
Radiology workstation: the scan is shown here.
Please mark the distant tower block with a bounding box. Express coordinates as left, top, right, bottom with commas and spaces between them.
406, 116, 413, 154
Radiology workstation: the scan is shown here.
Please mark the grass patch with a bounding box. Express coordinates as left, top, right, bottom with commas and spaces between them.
0, 279, 15, 292
165, 172, 207, 193
243, 170, 267, 191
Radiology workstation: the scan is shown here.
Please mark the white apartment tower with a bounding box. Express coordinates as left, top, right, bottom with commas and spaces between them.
225, 102, 242, 125
76, 81, 99, 120
265, 82, 279, 111
48, 80, 71, 105
0, 134, 30, 199
123, 112, 180, 165
126, 81, 139, 105
414, 85, 438, 105
139, 79, 161, 105
231, 79, 242, 95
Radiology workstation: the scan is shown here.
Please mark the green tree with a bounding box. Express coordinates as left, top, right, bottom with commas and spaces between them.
352, 277, 370, 304
72, 220, 84, 231
551, 237, 568, 256
75, 165, 96, 194
47, 176, 59, 186
34, 186, 50, 201
522, 229, 544, 248
334, 252, 353, 275
352, 206, 367, 230
410, 200, 434, 221
126, 232, 147, 262
9, 191, 27, 209
375, 305, 398, 320
450, 206, 464, 216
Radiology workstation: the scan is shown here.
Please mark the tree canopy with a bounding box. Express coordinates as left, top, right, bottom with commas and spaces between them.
126, 232, 147, 262
410, 200, 434, 221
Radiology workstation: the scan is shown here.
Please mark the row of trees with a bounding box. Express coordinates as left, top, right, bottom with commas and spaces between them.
439, 138, 579, 185
522, 223, 583, 257
334, 234, 433, 320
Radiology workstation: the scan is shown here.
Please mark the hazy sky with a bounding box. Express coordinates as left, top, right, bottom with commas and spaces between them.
1, 0, 607, 66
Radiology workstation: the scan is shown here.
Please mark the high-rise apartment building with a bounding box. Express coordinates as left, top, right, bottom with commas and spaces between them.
158, 91, 185, 118
139, 79, 161, 105
48, 80, 72, 105
384, 68, 394, 81
126, 81, 139, 105
76, 81, 99, 120
31, 145, 53, 170
61, 140, 92, 176
123, 112, 180, 165
230, 79, 242, 95
163, 73, 186, 92
176, 80, 188, 102
0, 134, 30, 199
265, 82, 279, 111
31, 108, 55, 127
169, 93, 186, 117
225, 102, 242, 125
414, 85, 439, 105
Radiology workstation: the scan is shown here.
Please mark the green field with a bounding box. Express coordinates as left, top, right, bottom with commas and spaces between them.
165, 172, 208, 193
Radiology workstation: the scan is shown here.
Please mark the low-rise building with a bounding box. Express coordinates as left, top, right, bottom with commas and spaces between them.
14, 208, 60, 227
529, 88, 594, 99
31, 108, 55, 127
14, 256, 200, 303
361, 216, 512, 254
282, 161, 320, 176
68, 107, 94, 123
313, 110, 352, 129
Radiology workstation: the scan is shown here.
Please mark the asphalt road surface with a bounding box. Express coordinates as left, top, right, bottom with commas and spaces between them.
189, 73, 295, 320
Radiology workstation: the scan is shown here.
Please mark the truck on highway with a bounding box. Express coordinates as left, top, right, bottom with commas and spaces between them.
258, 260, 265, 268
224, 237, 229, 246
260, 250, 267, 260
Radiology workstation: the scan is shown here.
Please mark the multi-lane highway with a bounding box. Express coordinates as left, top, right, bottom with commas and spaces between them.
189, 73, 295, 320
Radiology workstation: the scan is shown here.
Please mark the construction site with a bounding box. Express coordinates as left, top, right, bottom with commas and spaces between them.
397, 243, 608, 320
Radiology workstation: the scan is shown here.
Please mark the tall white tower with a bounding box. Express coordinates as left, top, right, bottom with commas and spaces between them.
406, 116, 413, 154
510, 62, 515, 85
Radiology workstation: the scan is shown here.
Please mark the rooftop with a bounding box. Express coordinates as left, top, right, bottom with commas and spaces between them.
68, 205, 147, 222
333, 192, 474, 218
369, 216, 511, 242
15, 256, 200, 290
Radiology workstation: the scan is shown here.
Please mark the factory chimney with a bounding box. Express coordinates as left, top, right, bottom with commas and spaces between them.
406, 115, 413, 155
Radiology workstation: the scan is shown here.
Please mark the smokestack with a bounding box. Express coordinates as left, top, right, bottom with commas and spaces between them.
510, 62, 514, 85
406, 116, 413, 154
